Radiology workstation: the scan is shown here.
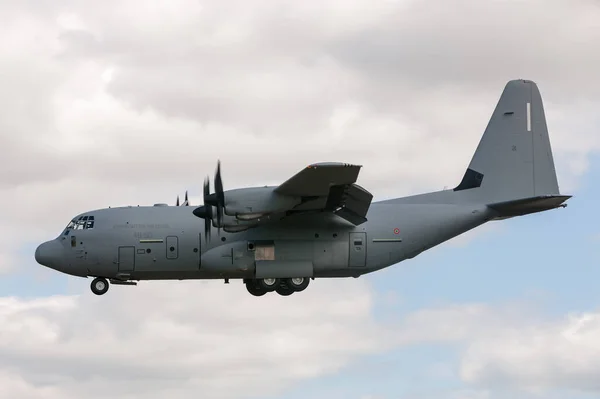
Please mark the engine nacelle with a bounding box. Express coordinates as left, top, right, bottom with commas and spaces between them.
235, 212, 266, 221
211, 211, 287, 230
223, 186, 300, 217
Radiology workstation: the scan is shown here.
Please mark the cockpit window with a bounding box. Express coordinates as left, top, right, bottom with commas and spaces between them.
63, 215, 95, 235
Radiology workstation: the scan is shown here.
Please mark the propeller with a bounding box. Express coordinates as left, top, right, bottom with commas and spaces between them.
192, 177, 214, 242
214, 160, 225, 234
203, 160, 226, 235
192, 160, 226, 240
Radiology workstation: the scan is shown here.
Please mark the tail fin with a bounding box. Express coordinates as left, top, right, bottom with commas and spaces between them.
454, 79, 563, 204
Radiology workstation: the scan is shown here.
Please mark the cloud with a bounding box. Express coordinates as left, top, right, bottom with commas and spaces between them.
0, 278, 393, 399
382, 301, 600, 395
460, 309, 600, 394
1, 283, 599, 398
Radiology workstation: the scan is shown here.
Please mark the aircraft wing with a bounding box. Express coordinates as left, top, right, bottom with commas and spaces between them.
275, 162, 373, 225
196, 161, 374, 234
275, 162, 362, 196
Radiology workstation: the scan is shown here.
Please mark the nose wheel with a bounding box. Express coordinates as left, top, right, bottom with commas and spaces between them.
91, 277, 109, 295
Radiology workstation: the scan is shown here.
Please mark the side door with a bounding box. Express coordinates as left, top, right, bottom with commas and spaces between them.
166, 233, 201, 270
118, 246, 135, 272
348, 232, 366, 267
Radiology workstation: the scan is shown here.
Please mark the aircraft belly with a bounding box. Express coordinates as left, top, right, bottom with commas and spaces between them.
255, 260, 313, 278
127, 270, 246, 280
273, 239, 351, 276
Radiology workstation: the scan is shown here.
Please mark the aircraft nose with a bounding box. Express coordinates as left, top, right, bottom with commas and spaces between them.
35, 240, 63, 269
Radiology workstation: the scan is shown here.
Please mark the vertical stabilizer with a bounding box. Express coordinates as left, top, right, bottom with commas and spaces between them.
454, 79, 561, 204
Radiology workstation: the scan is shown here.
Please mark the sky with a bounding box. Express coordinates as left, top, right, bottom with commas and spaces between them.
1, 0, 599, 398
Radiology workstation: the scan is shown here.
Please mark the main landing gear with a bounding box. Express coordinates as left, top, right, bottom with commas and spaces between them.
245, 277, 310, 297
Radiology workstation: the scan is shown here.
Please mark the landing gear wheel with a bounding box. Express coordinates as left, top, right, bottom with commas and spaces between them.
275, 281, 294, 296
285, 277, 310, 292
246, 280, 267, 296
257, 278, 280, 292
91, 277, 109, 295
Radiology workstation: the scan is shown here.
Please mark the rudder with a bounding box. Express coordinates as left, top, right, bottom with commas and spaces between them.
454, 79, 561, 204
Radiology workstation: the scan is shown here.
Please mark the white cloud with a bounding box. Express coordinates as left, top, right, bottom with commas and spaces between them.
0, 278, 393, 399
380, 301, 600, 395
2, 283, 600, 398
460, 309, 600, 394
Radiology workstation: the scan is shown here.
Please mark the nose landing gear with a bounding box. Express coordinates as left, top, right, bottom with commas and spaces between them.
91, 277, 109, 295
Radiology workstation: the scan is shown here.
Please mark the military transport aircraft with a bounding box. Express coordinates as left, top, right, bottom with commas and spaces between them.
35, 79, 570, 297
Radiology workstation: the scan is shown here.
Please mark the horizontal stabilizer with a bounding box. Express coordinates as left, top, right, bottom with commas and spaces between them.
488, 195, 571, 218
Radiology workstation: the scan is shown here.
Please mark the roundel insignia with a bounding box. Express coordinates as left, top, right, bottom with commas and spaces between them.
393, 228, 400, 234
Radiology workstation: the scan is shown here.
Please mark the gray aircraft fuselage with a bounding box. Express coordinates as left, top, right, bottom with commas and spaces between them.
34, 79, 570, 296
36, 201, 492, 281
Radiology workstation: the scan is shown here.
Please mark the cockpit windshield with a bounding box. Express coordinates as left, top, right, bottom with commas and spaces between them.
63, 215, 95, 235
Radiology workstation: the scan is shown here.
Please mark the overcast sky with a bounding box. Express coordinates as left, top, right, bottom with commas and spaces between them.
1, 0, 600, 398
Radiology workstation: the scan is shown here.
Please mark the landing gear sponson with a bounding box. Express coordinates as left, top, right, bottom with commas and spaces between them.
89, 276, 310, 296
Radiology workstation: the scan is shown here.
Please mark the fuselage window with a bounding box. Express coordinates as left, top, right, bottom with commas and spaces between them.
63, 215, 95, 235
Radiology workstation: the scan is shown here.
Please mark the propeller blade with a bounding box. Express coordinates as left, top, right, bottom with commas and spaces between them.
203, 176, 211, 205
176, 195, 180, 206
196, 163, 226, 240
184, 190, 189, 206
215, 160, 223, 200
203, 177, 212, 243
214, 160, 225, 235
216, 203, 222, 236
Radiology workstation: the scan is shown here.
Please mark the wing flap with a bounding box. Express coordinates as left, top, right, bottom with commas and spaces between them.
333, 184, 373, 225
